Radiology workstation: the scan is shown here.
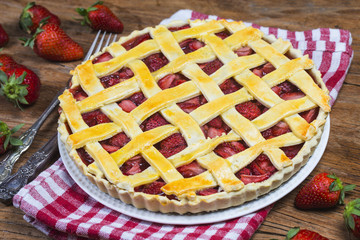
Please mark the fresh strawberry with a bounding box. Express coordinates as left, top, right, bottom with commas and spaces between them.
0, 24, 9, 47
142, 113, 169, 131
285, 227, 328, 240
22, 23, 84, 62
76, 1, 123, 33
177, 161, 205, 178
0, 54, 21, 73
344, 198, 360, 238
295, 173, 356, 209
19, 2, 61, 34
0, 66, 41, 108
0, 121, 24, 155
235, 101, 262, 120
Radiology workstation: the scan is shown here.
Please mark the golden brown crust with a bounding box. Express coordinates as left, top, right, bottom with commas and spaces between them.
58, 19, 330, 214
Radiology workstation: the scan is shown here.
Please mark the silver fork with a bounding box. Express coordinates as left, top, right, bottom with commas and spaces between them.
0, 31, 118, 204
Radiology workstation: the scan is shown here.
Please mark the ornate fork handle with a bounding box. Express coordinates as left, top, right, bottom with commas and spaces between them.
0, 86, 64, 182
0, 134, 59, 205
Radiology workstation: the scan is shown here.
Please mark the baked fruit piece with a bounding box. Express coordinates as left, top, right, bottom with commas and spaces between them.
58, 19, 331, 214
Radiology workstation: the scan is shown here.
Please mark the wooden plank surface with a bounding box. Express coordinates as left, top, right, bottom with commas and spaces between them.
0, 0, 359, 239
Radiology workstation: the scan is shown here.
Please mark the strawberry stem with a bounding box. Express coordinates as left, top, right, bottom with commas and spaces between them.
327, 173, 356, 205
0, 121, 24, 150
344, 199, 360, 231
0, 70, 29, 109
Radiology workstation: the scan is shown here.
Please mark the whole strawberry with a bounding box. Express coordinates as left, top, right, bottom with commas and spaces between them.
19, 2, 61, 34
22, 23, 84, 62
0, 66, 41, 108
0, 53, 21, 73
0, 24, 9, 47
344, 199, 360, 238
295, 173, 356, 209
285, 227, 328, 240
0, 121, 24, 155
76, 1, 123, 33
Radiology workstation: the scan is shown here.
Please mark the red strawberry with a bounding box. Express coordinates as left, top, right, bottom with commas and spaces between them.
0, 121, 24, 155
177, 161, 205, 178
214, 141, 246, 158
118, 100, 136, 113
280, 92, 305, 100
300, 108, 319, 123
295, 173, 356, 209
76, 148, 94, 165
22, 23, 84, 62
82, 110, 110, 127
120, 156, 149, 176
0, 54, 21, 73
69, 86, 88, 101
143, 113, 169, 131
207, 116, 223, 129
128, 92, 146, 106
159, 145, 186, 158
108, 132, 130, 148
76, 1, 123, 33
281, 143, 304, 159
235, 101, 262, 120
344, 198, 360, 238
19, 2, 61, 34
239, 174, 269, 185
263, 62, 276, 74
0, 24, 9, 47
285, 227, 328, 240
0, 66, 41, 108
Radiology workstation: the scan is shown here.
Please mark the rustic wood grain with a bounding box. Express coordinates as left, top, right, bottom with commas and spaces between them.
0, 0, 359, 239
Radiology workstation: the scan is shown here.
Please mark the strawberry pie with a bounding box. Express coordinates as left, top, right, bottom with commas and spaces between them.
58, 19, 331, 214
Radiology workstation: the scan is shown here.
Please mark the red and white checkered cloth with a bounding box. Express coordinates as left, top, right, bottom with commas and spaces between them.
13, 10, 353, 240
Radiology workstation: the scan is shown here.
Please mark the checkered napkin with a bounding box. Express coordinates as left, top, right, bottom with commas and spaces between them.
13, 10, 353, 240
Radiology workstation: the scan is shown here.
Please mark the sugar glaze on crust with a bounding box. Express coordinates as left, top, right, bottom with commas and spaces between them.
58, 19, 330, 214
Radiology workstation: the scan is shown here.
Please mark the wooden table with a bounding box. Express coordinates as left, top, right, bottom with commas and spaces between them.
0, 0, 359, 239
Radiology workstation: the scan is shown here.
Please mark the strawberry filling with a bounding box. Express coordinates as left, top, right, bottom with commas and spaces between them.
157, 73, 189, 90
176, 161, 206, 178
122, 33, 151, 51
77, 148, 94, 166
100, 132, 130, 153
120, 155, 150, 176
134, 179, 166, 195
271, 81, 299, 96
235, 154, 277, 185
199, 59, 224, 75
69, 86, 88, 101
142, 53, 169, 72
219, 78, 242, 94
92, 52, 113, 64
82, 110, 111, 127
198, 188, 220, 196
234, 46, 254, 57
118, 92, 147, 113
261, 121, 291, 139
215, 30, 231, 39
235, 100, 266, 121
177, 95, 207, 113
140, 112, 169, 131
156, 133, 187, 158
100, 67, 134, 88
168, 24, 190, 32
179, 38, 205, 54
281, 143, 304, 159
201, 116, 231, 139
214, 141, 247, 158
251, 62, 276, 77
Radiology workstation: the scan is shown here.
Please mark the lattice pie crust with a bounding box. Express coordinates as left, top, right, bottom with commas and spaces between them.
58, 20, 330, 214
